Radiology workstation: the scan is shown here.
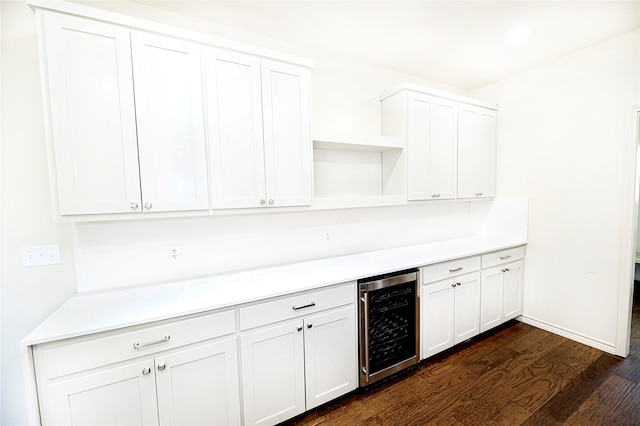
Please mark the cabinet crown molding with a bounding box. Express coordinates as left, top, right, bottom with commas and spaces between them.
27, 0, 314, 68
380, 83, 498, 110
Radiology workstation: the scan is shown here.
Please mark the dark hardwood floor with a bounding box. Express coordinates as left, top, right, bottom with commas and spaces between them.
285, 285, 640, 426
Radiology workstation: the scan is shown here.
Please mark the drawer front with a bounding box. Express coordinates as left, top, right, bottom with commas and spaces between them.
481, 246, 526, 269
35, 310, 236, 379
421, 256, 481, 284
239, 283, 356, 331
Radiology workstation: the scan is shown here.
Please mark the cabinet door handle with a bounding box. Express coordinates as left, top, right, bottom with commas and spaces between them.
130, 202, 139, 210
476, 192, 483, 197
142, 367, 151, 375
297, 326, 303, 332
456, 282, 462, 286
259, 199, 266, 206
268, 199, 275, 205
292, 302, 316, 311
449, 267, 463, 273
144, 202, 152, 210
133, 335, 171, 350
157, 363, 166, 371
500, 255, 512, 260
451, 283, 457, 288
307, 323, 313, 329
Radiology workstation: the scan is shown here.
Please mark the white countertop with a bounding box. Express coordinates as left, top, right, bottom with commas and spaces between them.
23, 235, 526, 346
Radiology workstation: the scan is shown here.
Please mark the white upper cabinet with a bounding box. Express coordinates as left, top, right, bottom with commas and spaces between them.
34, 2, 313, 219
381, 84, 497, 202
406, 93, 458, 200
205, 53, 312, 209
457, 104, 497, 199
204, 49, 265, 209
261, 60, 312, 208
41, 12, 141, 215
131, 32, 209, 213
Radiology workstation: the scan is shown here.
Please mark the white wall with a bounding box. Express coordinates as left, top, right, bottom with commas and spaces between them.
472, 30, 640, 351
1, 1, 78, 424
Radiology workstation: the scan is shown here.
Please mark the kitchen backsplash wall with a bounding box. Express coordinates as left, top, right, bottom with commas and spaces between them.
72, 198, 527, 292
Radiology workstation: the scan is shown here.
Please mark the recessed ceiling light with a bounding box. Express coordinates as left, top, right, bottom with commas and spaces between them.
508, 25, 533, 44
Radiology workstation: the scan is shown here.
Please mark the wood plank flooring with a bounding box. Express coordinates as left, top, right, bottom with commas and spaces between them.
284, 288, 640, 426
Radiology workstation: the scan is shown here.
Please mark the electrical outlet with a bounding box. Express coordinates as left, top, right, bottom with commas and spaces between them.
22, 245, 61, 268
168, 246, 180, 261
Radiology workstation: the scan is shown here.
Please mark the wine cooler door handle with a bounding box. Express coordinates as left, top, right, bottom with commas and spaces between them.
362, 291, 370, 383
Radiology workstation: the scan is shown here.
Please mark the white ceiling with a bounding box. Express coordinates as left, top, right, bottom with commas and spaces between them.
136, 1, 640, 91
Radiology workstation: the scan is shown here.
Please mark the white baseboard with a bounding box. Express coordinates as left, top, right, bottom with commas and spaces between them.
517, 315, 617, 355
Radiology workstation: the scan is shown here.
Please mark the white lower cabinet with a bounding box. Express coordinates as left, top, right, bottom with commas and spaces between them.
45, 357, 160, 425
421, 271, 481, 359
34, 311, 241, 426
480, 247, 525, 333
239, 283, 357, 426
481, 260, 524, 333
155, 339, 241, 425
420, 246, 526, 359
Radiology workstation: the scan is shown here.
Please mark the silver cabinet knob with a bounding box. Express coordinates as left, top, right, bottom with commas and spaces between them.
268, 199, 274, 206
157, 363, 166, 371
142, 367, 151, 375
456, 282, 461, 286
307, 323, 313, 329
130, 202, 139, 210
475, 192, 483, 197
297, 326, 303, 332
144, 202, 152, 210
451, 283, 457, 288
259, 199, 266, 206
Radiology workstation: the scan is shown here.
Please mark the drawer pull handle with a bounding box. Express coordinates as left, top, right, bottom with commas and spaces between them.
292, 302, 316, 311
500, 255, 512, 260
157, 363, 166, 371
449, 267, 463, 273
142, 367, 151, 376
133, 335, 171, 350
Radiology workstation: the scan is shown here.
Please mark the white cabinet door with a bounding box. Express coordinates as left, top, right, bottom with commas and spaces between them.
453, 272, 481, 344
458, 104, 497, 199
481, 261, 524, 332
304, 306, 357, 409
156, 338, 241, 426
502, 260, 524, 322
407, 93, 457, 200
261, 60, 312, 207
241, 320, 305, 426
43, 358, 158, 425
421, 280, 455, 359
131, 32, 209, 213
42, 12, 141, 215
481, 267, 505, 333
205, 48, 266, 209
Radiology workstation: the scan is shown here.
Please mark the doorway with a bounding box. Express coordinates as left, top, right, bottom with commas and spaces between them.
619, 107, 640, 356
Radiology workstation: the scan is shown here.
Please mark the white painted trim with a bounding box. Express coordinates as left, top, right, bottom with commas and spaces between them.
615, 105, 640, 357
26, 0, 314, 68
518, 316, 616, 355
21, 345, 41, 425
379, 82, 498, 110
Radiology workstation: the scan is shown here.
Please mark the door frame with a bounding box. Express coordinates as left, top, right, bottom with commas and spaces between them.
616, 106, 640, 357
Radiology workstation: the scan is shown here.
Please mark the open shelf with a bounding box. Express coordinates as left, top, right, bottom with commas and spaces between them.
312, 131, 406, 209
313, 131, 403, 152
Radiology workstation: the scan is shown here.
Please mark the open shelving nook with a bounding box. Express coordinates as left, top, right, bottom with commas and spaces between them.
312, 132, 406, 208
